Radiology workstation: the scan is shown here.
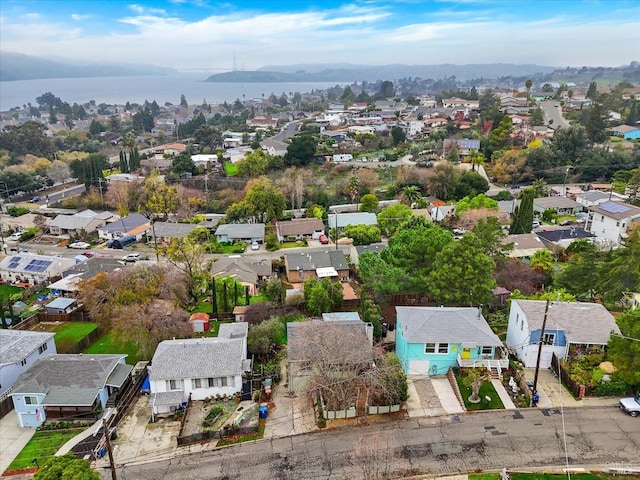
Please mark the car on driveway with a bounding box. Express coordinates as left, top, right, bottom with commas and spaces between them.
68, 241, 91, 249
319, 234, 329, 244
619, 396, 640, 417
251, 241, 260, 250
122, 253, 140, 262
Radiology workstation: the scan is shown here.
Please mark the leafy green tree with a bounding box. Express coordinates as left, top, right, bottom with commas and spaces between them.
426, 234, 496, 306
163, 237, 208, 303
455, 194, 497, 214
236, 149, 269, 177
471, 216, 512, 259
343, 224, 381, 246
390, 126, 406, 145
138, 171, 179, 220
248, 316, 284, 361
171, 152, 197, 175
359, 193, 379, 213
586, 81, 598, 99
303, 277, 343, 315
0, 120, 54, 157
285, 133, 317, 166
509, 188, 534, 234
377, 204, 412, 236
607, 310, 640, 392
244, 177, 286, 222
530, 106, 544, 125
401, 185, 422, 205
305, 204, 324, 219
487, 115, 513, 159
454, 171, 490, 199
597, 229, 640, 304
551, 125, 588, 165
530, 249, 554, 272
360, 295, 383, 341
555, 240, 599, 299
34, 453, 99, 480
69, 152, 109, 190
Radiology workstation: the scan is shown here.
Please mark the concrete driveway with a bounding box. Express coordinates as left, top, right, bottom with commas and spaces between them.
0, 410, 36, 474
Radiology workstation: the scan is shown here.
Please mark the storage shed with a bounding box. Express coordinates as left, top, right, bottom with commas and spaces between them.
44, 297, 78, 314
189, 312, 210, 333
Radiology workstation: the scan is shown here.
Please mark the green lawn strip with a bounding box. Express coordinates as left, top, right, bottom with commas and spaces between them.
0, 284, 23, 297
224, 161, 238, 176
7, 429, 83, 471
455, 374, 505, 411
280, 241, 307, 249
279, 313, 306, 344
83, 331, 149, 365
53, 322, 98, 353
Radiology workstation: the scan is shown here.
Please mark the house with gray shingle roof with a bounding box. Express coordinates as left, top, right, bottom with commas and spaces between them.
211, 257, 271, 295
215, 223, 265, 243
395, 307, 506, 376
97, 213, 150, 241
284, 250, 349, 282
147, 222, 201, 242
0, 330, 56, 397
506, 300, 621, 368
148, 324, 250, 416
10, 354, 131, 427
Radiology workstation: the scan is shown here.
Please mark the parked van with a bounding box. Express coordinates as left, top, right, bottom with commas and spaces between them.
110, 235, 136, 249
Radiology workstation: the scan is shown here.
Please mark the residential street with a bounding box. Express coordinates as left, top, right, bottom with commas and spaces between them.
110, 406, 640, 479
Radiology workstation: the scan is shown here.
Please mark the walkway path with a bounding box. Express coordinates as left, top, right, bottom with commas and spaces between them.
0, 410, 36, 474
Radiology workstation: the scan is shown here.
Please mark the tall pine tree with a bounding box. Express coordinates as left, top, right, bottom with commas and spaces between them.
510, 188, 535, 234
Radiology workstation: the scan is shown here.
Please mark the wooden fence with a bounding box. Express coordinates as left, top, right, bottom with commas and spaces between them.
0, 394, 14, 419
61, 326, 104, 354
550, 353, 592, 399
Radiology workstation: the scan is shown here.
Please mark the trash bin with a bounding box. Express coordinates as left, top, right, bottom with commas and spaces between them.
259, 403, 268, 419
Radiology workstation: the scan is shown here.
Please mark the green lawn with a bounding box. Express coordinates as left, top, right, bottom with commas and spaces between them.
281, 240, 307, 249
8, 429, 84, 471
83, 331, 150, 365
456, 374, 505, 411
52, 322, 98, 353
0, 284, 23, 298
224, 161, 238, 176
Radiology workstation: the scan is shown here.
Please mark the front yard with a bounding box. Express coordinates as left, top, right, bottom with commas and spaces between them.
7, 429, 84, 471
456, 372, 505, 411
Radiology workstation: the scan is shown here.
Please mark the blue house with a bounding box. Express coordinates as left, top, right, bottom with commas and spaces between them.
395, 306, 506, 377
611, 124, 640, 140
11, 354, 132, 427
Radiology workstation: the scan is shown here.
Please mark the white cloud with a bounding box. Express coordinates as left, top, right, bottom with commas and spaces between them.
71, 14, 92, 21
127, 4, 167, 16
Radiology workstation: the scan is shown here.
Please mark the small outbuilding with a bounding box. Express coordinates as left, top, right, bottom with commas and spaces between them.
44, 297, 78, 314
188, 312, 210, 333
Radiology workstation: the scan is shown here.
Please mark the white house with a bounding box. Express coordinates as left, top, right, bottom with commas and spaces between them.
0, 330, 56, 397
0, 253, 76, 284
585, 201, 640, 246
148, 323, 251, 417
506, 300, 620, 368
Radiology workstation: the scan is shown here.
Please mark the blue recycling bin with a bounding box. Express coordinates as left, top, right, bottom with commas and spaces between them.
259, 404, 268, 419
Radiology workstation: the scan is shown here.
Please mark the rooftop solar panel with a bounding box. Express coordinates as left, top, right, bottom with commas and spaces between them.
599, 202, 631, 214
8, 262, 19, 269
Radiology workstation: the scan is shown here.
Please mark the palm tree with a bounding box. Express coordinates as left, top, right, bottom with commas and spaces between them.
525, 79, 533, 107
530, 249, 554, 272
402, 185, 421, 205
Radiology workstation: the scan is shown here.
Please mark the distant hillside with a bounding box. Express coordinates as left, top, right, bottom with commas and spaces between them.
540, 62, 640, 85
0, 52, 175, 82
205, 63, 558, 83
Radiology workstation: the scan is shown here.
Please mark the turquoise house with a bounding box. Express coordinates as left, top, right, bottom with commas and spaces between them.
395, 306, 507, 377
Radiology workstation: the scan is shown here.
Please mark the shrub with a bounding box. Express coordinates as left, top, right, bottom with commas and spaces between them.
202, 406, 224, 427
6, 206, 30, 217
593, 380, 628, 397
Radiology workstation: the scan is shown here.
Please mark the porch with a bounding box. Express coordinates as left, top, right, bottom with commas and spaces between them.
457, 346, 509, 379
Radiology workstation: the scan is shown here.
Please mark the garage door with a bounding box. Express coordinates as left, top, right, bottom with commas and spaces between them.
409, 360, 430, 376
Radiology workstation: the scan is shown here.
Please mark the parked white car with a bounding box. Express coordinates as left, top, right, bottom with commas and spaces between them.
122, 253, 140, 262
7, 232, 23, 241
619, 397, 640, 417
68, 241, 91, 249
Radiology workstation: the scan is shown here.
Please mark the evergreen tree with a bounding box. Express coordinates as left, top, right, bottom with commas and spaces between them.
510, 188, 534, 234
586, 81, 598, 99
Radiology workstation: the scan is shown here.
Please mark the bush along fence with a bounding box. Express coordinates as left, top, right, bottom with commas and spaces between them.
550, 353, 592, 399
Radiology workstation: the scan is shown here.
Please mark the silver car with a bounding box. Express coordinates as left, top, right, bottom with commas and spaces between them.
619, 396, 640, 417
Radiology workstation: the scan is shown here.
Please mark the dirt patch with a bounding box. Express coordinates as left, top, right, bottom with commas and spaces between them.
30, 321, 61, 332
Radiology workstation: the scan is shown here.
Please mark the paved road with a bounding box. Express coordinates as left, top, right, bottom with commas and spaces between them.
540, 100, 571, 130
111, 406, 640, 479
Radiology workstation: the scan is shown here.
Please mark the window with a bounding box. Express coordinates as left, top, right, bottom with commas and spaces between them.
24, 396, 38, 405
209, 377, 229, 388
192, 378, 202, 389
38, 343, 48, 354
425, 343, 448, 354
616, 221, 620, 227
167, 379, 183, 391
542, 333, 555, 345
20, 359, 27, 366
481, 346, 493, 355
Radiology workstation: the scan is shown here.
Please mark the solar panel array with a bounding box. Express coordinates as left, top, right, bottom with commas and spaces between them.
599, 202, 631, 214
8, 256, 21, 269
23, 259, 52, 273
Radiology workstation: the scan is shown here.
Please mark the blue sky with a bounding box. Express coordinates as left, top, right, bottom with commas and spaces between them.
1, 0, 638, 71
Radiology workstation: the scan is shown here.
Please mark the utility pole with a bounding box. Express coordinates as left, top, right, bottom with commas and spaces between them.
103, 417, 118, 480
531, 297, 551, 404
334, 211, 338, 251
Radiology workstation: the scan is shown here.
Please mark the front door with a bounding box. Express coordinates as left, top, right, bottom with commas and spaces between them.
462, 348, 471, 359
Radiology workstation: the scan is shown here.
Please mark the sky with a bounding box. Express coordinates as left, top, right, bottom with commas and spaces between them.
0, 0, 638, 72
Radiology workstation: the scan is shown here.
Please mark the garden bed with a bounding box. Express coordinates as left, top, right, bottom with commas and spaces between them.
455, 373, 505, 411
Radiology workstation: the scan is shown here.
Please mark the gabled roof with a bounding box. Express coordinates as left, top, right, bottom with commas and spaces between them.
49, 214, 100, 230
215, 223, 265, 238
534, 197, 580, 209
276, 218, 325, 237
211, 257, 271, 284
536, 228, 595, 243
611, 124, 640, 134
285, 250, 348, 272
149, 338, 246, 381
151, 222, 200, 238
0, 253, 75, 276
327, 212, 377, 229
589, 201, 640, 220
512, 300, 620, 344
100, 213, 149, 233
396, 306, 502, 346
287, 321, 371, 363
354, 243, 387, 256
11, 354, 127, 406
0, 330, 55, 367
322, 312, 362, 322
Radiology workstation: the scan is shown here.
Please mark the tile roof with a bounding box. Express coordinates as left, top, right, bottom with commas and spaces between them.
11, 354, 127, 406
396, 306, 502, 346
0, 330, 55, 367
149, 338, 246, 381
513, 300, 620, 344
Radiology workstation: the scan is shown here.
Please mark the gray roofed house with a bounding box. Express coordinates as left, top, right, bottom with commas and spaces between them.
0, 253, 77, 284
0, 330, 57, 397
97, 213, 150, 240
210, 257, 271, 295
49, 210, 109, 236
395, 306, 506, 376
284, 250, 349, 281
536, 227, 596, 249
533, 197, 582, 215
10, 354, 130, 427
350, 242, 387, 265
327, 212, 377, 230
575, 191, 622, 207
215, 223, 265, 243
502, 233, 545, 258
506, 300, 621, 368
148, 222, 201, 242
148, 327, 250, 415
